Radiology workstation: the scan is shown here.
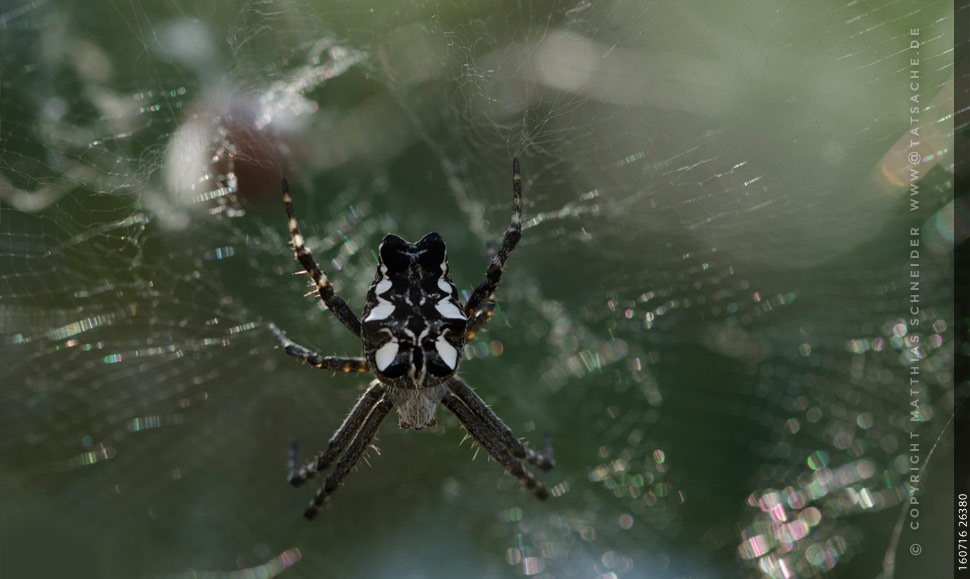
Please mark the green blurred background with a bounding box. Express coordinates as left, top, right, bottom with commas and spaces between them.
0, 1, 959, 577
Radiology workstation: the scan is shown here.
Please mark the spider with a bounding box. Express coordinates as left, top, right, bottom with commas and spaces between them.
268, 158, 555, 519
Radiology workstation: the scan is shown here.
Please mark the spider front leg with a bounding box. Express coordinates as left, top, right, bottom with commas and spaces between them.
464, 158, 522, 318
448, 377, 554, 470
304, 396, 394, 519
442, 393, 549, 500
288, 381, 385, 486
268, 322, 367, 373
281, 178, 362, 336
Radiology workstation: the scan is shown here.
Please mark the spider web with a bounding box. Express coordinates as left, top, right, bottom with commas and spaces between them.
0, 1, 961, 577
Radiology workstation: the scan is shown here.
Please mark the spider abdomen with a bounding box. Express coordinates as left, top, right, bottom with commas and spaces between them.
361, 232, 467, 389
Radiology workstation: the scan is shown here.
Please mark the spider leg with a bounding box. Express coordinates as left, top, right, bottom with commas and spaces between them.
268, 322, 367, 373
465, 241, 499, 340
281, 178, 362, 336
289, 381, 384, 486
304, 396, 394, 519
447, 377, 554, 470
465, 297, 496, 340
442, 393, 549, 500
464, 158, 522, 318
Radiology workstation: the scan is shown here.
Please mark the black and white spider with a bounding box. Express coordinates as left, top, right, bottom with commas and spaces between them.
268, 158, 554, 519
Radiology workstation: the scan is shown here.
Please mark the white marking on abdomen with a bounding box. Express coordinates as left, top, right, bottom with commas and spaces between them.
435, 336, 458, 369
375, 265, 392, 295
435, 299, 466, 320
375, 340, 399, 371
417, 325, 431, 342
365, 299, 395, 321
437, 257, 452, 294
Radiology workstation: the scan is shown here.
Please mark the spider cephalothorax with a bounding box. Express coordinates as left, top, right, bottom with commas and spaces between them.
361, 232, 466, 389
268, 158, 554, 520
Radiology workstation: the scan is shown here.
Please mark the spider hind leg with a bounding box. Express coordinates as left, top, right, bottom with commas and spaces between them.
465, 241, 499, 340
281, 179, 362, 337
465, 158, 523, 318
